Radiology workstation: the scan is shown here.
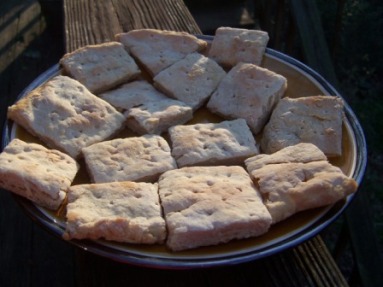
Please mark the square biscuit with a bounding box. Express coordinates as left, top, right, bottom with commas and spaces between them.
207, 62, 287, 134
60, 42, 140, 93
99, 80, 166, 111
82, 135, 177, 183
153, 53, 226, 111
245, 143, 358, 223
99, 81, 193, 135
116, 29, 207, 76
169, 119, 258, 167
63, 181, 166, 244
209, 27, 269, 67
7, 76, 125, 158
0, 139, 79, 210
158, 165, 272, 251
260, 95, 344, 156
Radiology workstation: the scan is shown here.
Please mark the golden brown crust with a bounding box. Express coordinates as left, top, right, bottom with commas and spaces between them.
63, 181, 166, 244
261, 95, 344, 156
169, 119, 258, 167
158, 166, 272, 251
82, 135, 177, 183
209, 27, 269, 67
153, 53, 226, 111
0, 139, 79, 210
245, 143, 357, 223
60, 42, 140, 93
207, 62, 287, 134
116, 29, 207, 76
7, 76, 125, 158
99, 81, 193, 135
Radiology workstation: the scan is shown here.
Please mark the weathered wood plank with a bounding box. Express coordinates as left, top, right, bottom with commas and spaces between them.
63, 0, 202, 52
63, 0, 122, 52
73, 234, 349, 287
113, 0, 202, 34
264, 236, 349, 287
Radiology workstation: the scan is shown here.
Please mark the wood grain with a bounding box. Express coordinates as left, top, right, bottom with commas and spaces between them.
63, 0, 202, 52
72, 235, 349, 286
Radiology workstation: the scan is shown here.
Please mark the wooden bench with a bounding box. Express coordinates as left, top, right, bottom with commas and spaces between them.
0, 0, 381, 286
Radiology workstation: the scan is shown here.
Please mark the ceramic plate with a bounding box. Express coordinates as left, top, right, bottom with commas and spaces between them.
1, 36, 367, 268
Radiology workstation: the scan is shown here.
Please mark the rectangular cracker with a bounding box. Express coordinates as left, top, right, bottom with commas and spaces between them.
153, 53, 226, 111
158, 166, 272, 251
207, 62, 287, 134
245, 143, 358, 224
260, 95, 344, 157
116, 29, 207, 76
7, 75, 125, 158
0, 139, 79, 210
209, 27, 269, 67
169, 119, 258, 167
82, 135, 177, 183
60, 42, 141, 93
63, 181, 166, 244
99, 81, 193, 135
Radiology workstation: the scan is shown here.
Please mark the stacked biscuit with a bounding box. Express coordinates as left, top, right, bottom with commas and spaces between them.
0, 27, 357, 251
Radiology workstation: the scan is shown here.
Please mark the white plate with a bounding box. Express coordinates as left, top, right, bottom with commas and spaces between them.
1, 36, 367, 268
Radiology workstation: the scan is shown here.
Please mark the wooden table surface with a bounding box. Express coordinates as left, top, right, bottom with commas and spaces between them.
0, 0, 354, 286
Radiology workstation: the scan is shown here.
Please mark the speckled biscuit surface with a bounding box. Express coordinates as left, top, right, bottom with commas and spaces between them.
99, 80, 168, 111
260, 95, 344, 156
169, 119, 258, 167
158, 165, 272, 251
0, 139, 79, 210
208, 27, 269, 67
63, 181, 166, 244
154, 53, 226, 111
82, 135, 177, 183
116, 29, 207, 76
245, 143, 357, 223
99, 81, 193, 135
60, 42, 140, 93
7, 76, 125, 158
207, 62, 287, 134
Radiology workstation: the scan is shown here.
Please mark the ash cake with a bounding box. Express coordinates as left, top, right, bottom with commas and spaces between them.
99, 80, 193, 135
158, 166, 272, 251
245, 143, 358, 223
207, 62, 287, 134
116, 29, 207, 76
63, 181, 166, 244
60, 41, 140, 93
261, 95, 344, 156
0, 139, 79, 210
154, 53, 226, 111
169, 119, 258, 167
82, 135, 177, 183
7, 75, 125, 158
209, 27, 269, 67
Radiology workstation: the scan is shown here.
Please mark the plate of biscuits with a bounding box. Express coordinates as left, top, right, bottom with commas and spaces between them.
0, 28, 366, 268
